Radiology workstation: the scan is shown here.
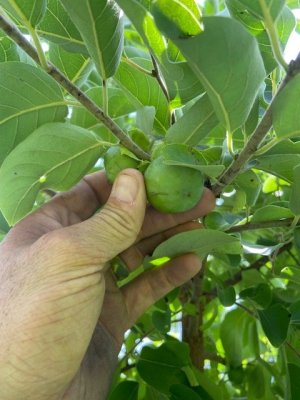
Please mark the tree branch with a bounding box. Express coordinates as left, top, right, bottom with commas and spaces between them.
212, 52, 300, 196
0, 13, 150, 161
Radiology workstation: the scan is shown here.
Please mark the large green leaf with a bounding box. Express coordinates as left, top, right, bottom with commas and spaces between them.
60, 0, 124, 79
151, 229, 242, 261
167, 17, 266, 132
48, 43, 92, 86
137, 340, 190, 394
0, 122, 105, 225
258, 304, 290, 347
114, 59, 171, 134
116, 0, 204, 103
0, 0, 46, 27
166, 94, 219, 145
37, 0, 85, 53
252, 205, 294, 222
273, 75, 300, 139
109, 381, 139, 400
0, 62, 68, 165
288, 363, 300, 400
170, 384, 204, 400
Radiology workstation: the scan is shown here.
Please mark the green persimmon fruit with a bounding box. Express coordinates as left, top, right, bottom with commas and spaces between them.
144, 156, 204, 213
104, 146, 140, 183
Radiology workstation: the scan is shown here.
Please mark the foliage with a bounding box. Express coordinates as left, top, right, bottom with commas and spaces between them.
1, 0, 300, 398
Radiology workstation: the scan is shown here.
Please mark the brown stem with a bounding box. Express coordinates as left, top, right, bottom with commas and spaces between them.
0, 13, 150, 161
212, 52, 300, 196
182, 271, 205, 371
151, 54, 170, 102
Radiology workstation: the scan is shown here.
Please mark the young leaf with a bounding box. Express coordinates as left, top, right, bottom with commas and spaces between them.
0, 0, 47, 27
114, 59, 171, 134
108, 381, 139, 400
0, 122, 105, 225
38, 0, 86, 53
165, 94, 219, 145
152, 229, 242, 261
165, 17, 266, 132
258, 304, 290, 347
273, 75, 300, 140
60, 0, 124, 79
0, 62, 68, 165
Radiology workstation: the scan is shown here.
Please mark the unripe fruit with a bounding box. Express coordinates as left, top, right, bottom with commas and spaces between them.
104, 146, 140, 183
144, 156, 204, 213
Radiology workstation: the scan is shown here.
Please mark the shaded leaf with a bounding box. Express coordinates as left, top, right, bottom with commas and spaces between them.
109, 381, 139, 400
290, 164, 300, 215
258, 304, 290, 347
0, 122, 105, 225
256, 154, 300, 182
0, 62, 68, 165
288, 363, 300, 400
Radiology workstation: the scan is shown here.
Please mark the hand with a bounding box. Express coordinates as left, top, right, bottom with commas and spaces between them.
0, 169, 215, 400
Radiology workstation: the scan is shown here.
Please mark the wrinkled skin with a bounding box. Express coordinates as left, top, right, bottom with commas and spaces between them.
0, 169, 215, 400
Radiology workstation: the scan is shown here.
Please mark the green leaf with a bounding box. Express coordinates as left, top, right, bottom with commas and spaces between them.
240, 283, 272, 309
0, 31, 20, 62
226, 0, 285, 21
234, 170, 262, 207
137, 340, 190, 394
114, 59, 170, 134
288, 363, 300, 400
170, 384, 203, 400
218, 286, 236, 307
108, 381, 139, 400
247, 364, 266, 399
152, 0, 203, 39
60, 0, 124, 78
0, 0, 47, 27
281, 266, 300, 285
0, 122, 104, 225
273, 75, 300, 139
71, 86, 136, 128
163, 16, 266, 132
48, 44, 92, 86
290, 164, 300, 215
166, 94, 219, 145
152, 310, 171, 333
116, 0, 204, 103
256, 154, 300, 183
258, 304, 290, 347
251, 205, 294, 223
220, 308, 246, 367
152, 229, 242, 261
0, 62, 68, 165
37, 0, 85, 53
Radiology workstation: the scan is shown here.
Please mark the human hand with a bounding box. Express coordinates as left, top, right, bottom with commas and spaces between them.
0, 169, 215, 400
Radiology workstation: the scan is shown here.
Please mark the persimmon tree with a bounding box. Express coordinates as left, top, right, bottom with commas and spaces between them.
1, 0, 300, 399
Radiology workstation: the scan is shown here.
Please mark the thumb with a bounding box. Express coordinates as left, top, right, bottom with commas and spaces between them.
76, 169, 146, 263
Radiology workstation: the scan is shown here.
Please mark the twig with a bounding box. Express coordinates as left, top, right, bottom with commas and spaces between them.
212, 52, 300, 196
151, 54, 170, 101
0, 13, 150, 161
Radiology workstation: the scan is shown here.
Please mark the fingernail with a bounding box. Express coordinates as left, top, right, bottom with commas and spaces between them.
111, 173, 138, 204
